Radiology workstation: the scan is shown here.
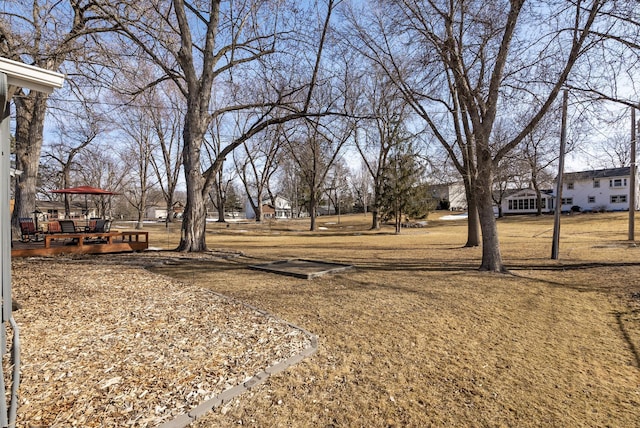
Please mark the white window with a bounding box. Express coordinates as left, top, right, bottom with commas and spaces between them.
509, 197, 539, 211
588, 196, 595, 203
561, 197, 573, 205
593, 180, 600, 188
611, 195, 627, 203
610, 179, 625, 188
567, 182, 574, 190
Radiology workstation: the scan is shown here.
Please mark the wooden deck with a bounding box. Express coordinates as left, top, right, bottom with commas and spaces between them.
11, 231, 149, 257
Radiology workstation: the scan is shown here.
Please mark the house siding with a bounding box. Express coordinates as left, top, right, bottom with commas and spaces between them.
430, 183, 467, 210
562, 167, 639, 212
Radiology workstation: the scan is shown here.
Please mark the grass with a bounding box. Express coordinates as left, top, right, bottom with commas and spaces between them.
134, 211, 640, 426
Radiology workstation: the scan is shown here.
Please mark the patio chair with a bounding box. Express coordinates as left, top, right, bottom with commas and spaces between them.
97, 219, 112, 233
19, 218, 41, 242
85, 219, 98, 232
58, 220, 80, 245
87, 219, 113, 244
47, 221, 62, 234
58, 220, 77, 234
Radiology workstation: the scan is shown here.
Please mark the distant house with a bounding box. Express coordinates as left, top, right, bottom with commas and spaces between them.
246, 195, 292, 220
501, 188, 555, 215
429, 182, 467, 210
36, 200, 92, 220
146, 206, 168, 219
146, 201, 185, 219
559, 167, 639, 212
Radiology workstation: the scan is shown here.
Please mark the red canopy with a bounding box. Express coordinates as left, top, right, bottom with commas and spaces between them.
50, 186, 117, 195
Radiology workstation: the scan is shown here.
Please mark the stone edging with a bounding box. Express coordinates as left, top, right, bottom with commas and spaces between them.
157, 296, 318, 428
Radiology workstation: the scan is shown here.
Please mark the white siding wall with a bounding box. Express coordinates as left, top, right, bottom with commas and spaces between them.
448, 184, 467, 210
562, 175, 636, 211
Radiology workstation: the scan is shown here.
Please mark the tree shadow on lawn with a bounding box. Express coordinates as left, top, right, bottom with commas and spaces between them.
143, 250, 640, 369
509, 265, 640, 369
134, 251, 640, 277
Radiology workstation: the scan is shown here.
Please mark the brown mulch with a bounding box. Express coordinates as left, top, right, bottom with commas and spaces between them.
7, 254, 310, 427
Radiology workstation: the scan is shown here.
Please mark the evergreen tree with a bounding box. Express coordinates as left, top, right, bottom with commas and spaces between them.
379, 143, 427, 234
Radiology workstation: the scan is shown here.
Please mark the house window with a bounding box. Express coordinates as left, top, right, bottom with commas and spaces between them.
567, 182, 574, 190
509, 197, 544, 211
588, 196, 596, 204
541, 198, 546, 209
611, 195, 627, 203
593, 180, 600, 188
610, 178, 625, 188
561, 197, 573, 205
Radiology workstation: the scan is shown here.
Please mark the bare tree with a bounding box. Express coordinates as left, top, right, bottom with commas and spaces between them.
71, 148, 124, 219
283, 114, 353, 231
43, 99, 105, 217
274, 155, 306, 218
348, 0, 607, 271
1, 0, 113, 236
350, 160, 373, 214
354, 71, 414, 229
325, 159, 351, 217
518, 114, 564, 215
94, 0, 338, 251
208, 164, 236, 221
116, 97, 156, 229
596, 132, 632, 168
235, 126, 281, 222
146, 84, 184, 224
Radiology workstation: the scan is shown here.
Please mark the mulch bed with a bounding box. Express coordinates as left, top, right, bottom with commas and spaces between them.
7, 255, 310, 427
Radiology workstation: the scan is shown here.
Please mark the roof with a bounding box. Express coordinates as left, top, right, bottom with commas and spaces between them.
563, 167, 630, 181
499, 188, 554, 199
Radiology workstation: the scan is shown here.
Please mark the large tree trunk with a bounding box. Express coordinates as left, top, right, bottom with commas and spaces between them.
179, 197, 207, 251
466, 199, 481, 248
370, 178, 382, 230
462, 178, 481, 247
476, 159, 506, 272
532, 178, 543, 216
216, 197, 225, 222
214, 168, 226, 222
136, 210, 144, 229
371, 209, 380, 230
309, 191, 318, 231
254, 187, 264, 223
165, 195, 175, 225
177, 113, 208, 252
11, 93, 47, 238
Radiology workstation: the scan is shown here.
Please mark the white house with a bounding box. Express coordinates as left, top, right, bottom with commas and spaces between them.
246, 195, 292, 219
501, 188, 555, 215
559, 167, 639, 212
146, 202, 185, 219
430, 182, 467, 210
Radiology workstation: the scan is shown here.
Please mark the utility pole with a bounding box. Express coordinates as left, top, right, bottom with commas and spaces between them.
552, 90, 568, 260
630, 108, 637, 241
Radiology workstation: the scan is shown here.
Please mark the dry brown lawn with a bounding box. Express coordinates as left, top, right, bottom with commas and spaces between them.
140, 212, 640, 427
10, 211, 640, 427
